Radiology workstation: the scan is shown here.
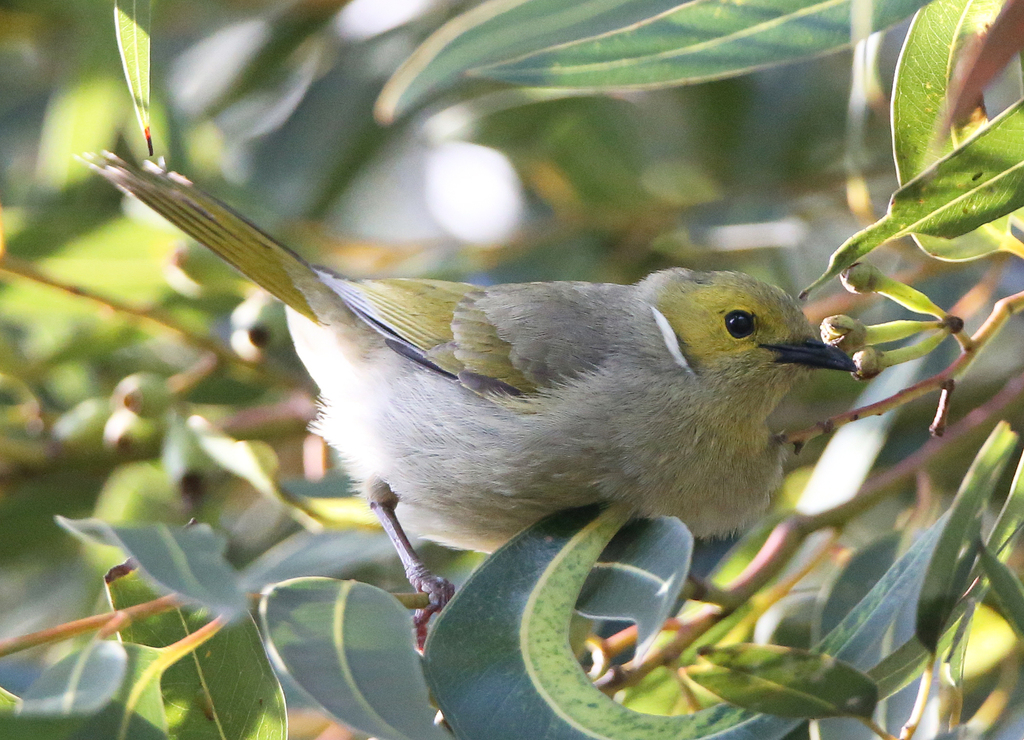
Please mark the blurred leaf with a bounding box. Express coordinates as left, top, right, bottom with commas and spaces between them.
239, 529, 395, 592
961, 603, 1018, 680
978, 543, 1024, 639
187, 416, 279, 499
805, 98, 1024, 294
866, 636, 930, 698
817, 533, 901, 639
892, 0, 1023, 261
425, 506, 800, 740
688, 644, 878, 719
916, 422, 1018, 651
988, 448, 1024, 554
0, 685, 18, 709
276, 474, 381, 529
106, 568, 287, 740
56, 517, 246, 620
946, 0, 1024, 126
114, 0, 152, 154
575, 517, 693, 657
817, 513, 946, 668
260, 578, 447, 740
377, 0, 933, 121
10, 644, 167, 740
19, 641, 127, 716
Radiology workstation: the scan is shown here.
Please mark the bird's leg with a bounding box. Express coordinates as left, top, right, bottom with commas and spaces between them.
368, 481, 454, 648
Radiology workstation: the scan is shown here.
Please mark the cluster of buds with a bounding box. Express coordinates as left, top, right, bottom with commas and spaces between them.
820, 262, 964, 379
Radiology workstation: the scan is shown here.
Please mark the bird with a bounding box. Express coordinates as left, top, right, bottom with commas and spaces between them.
88, 153, 856, 636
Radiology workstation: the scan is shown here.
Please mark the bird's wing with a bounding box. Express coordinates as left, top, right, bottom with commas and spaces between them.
85, 153, 338, 324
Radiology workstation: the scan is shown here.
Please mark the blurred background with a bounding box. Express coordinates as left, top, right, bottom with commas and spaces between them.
1, 0, 1023, 734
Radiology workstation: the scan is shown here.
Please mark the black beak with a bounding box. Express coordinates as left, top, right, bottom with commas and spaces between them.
761, 340, 857, 372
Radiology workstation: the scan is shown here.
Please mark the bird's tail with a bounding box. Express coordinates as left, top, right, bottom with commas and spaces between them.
85, 152, 334, 323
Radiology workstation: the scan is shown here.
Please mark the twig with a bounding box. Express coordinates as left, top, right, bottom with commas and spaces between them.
929, 380, 956, 437
784, 289, 1024, 447
0, 255, 297, 386
900, 660, 935, 740
0, 594, 180, 659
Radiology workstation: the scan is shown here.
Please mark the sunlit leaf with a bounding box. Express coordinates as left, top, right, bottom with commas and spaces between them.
56, 517, 247, 620
114, 0, 152, 154
576, 517, 692, 657
106, 568, 287, 740
688, 644, 878, 719
891, 0, 1023, 261
260, 578, 448, 740
804, 100, 1024, 294
377, 0, 934, 121
916, 422, 1018, 651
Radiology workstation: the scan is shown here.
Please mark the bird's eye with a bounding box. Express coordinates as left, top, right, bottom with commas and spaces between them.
725, 310, 755, 338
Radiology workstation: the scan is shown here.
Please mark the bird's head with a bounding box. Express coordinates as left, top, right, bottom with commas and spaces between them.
642, 270, 855, 397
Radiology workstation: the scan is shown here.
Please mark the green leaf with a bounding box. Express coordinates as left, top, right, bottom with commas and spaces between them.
978, 543, 1024, 639
804, 99, 1024, 294
426, 505, 800, 740
916, 422, 1019, 651
817, 533, 901, 639
576, 517, 692, 656
891, 0, 1022, 261
106, 568, 287, 740
866, 636, 930, 698
114, 0, 152, 154
0, 685, 18, 710
988, 448, 1024, 555
816, 515, 946, 667
187, 416, 280, 500
239, 529, 396, 592
56, 517, 247, 620
20, 641, 128, 716
260, 578, 448, 740
5, 644, 167, 740
377, 0, 933, 121
688, 644, 878, 719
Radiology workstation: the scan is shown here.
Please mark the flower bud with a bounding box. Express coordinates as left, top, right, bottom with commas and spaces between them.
852, 347, 884, 379
820, 315, 867, 352
112, 373, 172, 418
230, 292, 288, 362
840, 262, 883, 294
103, 408, 159, 454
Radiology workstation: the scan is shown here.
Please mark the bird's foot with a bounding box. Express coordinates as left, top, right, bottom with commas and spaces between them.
408, 566, 455, 650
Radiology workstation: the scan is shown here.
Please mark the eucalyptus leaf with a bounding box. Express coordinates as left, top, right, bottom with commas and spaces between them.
260, 578, 448, 740
20, 641, 127, 716
978, 544, 1024, 639
377, 0, 933, 121
56, 517, 247, 620
988, 449, 1024, 554
688, 644, 878, 719
576, 517, 693, 657
817, 533, 901, 639
915, 422, 1018, 651
6, 644, 167, 740
805, 99, 1024, 294
426, 505, 798, 740
866, 636, 930, 698
892, 0, 1022, 261
106, 568, 287, 740
114, 0, 152, 154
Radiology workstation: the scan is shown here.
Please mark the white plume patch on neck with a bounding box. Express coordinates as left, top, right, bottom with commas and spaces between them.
650, 306, 693, 373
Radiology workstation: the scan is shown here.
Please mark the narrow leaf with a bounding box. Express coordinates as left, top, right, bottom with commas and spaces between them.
576, 517, 692, 657
978, 543, 1024, 638
688, 644, 878, 719
805, 100, 1024, 294
260, 578, 448, 740
377, 0, 933, 121
114, 0, 153, 154
56, 517, 247, 620
916, 422, 1018, 651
